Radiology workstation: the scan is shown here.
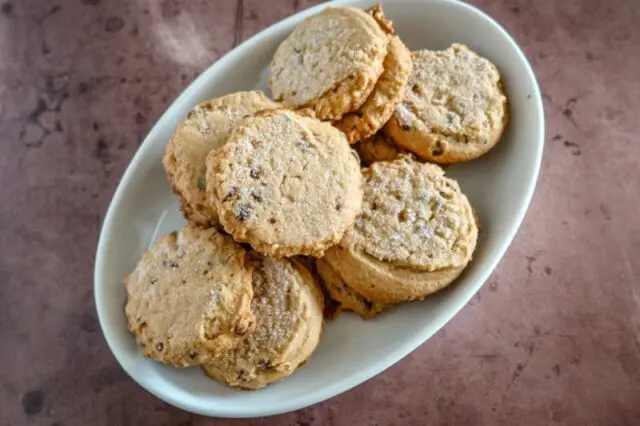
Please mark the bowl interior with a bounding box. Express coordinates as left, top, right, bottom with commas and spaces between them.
95, 0, 543, 418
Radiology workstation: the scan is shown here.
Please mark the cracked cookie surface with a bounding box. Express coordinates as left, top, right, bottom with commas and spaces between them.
385, 44, 508, 163
321, 156, 478, 304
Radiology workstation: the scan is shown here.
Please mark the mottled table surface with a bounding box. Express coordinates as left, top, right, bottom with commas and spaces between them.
1, 0, 639, 425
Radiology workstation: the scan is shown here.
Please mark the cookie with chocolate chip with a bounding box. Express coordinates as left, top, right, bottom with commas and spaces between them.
163, 92, 280, 226
320, 156, 478, 313
269, 7, 389, 120
334, 6, 413, 143
206, 109, 363, 258
384, 44, 508, 163
202, 257, 324, 389
123, 225, 255, 367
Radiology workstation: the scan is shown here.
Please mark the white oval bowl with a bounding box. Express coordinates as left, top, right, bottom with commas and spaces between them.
95, 0, 544, 418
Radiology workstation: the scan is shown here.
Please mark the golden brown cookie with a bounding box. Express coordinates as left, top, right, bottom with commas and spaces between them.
353, 132, 405, 166
334, 6, 413, 143
207, 109, 363, 258
269, 7, 389, 120
201, 258, 324, 389
123, 226, 255, 367
317, 258, 386, 319
321, 156, 478, 306
163, 92, 280, 226
384, 44, 508, 163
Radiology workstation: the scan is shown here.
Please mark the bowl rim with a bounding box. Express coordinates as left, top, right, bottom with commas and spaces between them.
94, 0, 545, 418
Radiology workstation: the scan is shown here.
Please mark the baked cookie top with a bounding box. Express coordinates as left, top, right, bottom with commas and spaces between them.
207, 109, 363, 258
202, 258, 324, 389
386, 44, 508, 163
123, 226, 254, 367
354, 132, 405, 166
270, 7, 388, 120
334, 7, 413, 143
343, 155, 477, 271
163, 92, 280, 226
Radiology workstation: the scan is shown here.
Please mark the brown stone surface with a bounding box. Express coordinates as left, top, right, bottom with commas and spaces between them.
0, 0, 639, 424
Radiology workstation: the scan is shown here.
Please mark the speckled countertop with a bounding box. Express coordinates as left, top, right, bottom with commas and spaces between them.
1, 0, 639, 425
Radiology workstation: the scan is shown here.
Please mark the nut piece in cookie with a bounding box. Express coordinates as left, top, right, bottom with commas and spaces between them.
207, 109, 363, 258
123, 226, 255, 367
202, 258, 324, 389
163, 91, 280, 226
269, 7, 389, 120
322, 155, 478, 307
385, 44, 509, 163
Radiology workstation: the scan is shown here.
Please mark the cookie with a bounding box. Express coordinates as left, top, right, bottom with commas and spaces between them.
163, 92, 280, 226
317, 257, 386, 319
123, 226, 255, 367
321, 155, 478, 305
269, 7, 389, 120
334, 7, 413, 143
207, 109, 363, 258
384, 44, 508, 163
202, 258, 324, 389
353, 132, 405, 166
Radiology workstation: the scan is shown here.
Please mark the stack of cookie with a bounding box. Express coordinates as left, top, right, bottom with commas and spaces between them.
123, 4, 509, 390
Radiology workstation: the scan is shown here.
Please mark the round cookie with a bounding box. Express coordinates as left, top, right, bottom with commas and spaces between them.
269, 7, 389, 121
207, 109, 363, 258
321, 155, 478, 305
354, 132, 405, 166
334, 7, 413, 143
202, 258, 324, 389
163, 92, 280, 226
123, 226, 255, 367
384, 44, 508, 163
317, 258, 386, 320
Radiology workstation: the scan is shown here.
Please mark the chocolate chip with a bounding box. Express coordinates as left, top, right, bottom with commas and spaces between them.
251, 190, 263, 202
363, 299, 374, 311
432, 141, 444, 157
156, 342, 164, 352
189, 352, 197, 359
235, 320, 250, 335
222, 186, 238, 202
258, 360, 274, 369
235, 204, 252, 221
250, 168, 262, 179
197, 176, 206, 190
269, 217, 277, 224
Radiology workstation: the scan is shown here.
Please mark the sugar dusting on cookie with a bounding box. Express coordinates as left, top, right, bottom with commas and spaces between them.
345, 156, 477, 271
